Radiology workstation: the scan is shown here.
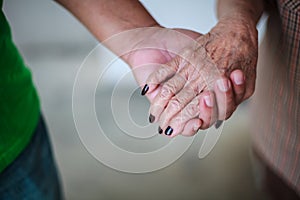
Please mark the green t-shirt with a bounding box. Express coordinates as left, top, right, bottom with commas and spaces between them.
0, 0, 40, 172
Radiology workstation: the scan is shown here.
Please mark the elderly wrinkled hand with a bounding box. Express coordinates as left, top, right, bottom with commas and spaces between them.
122, 27, 201, 101
142, 16, 258, 137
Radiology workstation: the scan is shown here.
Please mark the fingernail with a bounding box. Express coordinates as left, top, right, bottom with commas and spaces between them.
215, 120, 223, 129
149, 114, 155, 123
165, 126, 173, 136
233, 73, 244, 85
204, 95, 213, 107
217, 79, 229, 92
158, 126, 163, 134
141, 84, 149, 95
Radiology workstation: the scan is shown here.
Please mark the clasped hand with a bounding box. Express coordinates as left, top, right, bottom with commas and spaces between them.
126, 16, 258, 137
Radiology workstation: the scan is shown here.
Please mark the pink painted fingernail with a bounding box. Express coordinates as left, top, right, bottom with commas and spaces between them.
233, 73, 244, 85
217, 79, 230, 92
204, 95, 213, 107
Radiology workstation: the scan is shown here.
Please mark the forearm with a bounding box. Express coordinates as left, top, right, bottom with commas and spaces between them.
217, 0, 264, 25
55, 0, 159, 41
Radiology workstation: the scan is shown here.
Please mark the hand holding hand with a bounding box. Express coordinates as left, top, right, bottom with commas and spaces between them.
144, 15, 258, 137
121, 27, 201, 102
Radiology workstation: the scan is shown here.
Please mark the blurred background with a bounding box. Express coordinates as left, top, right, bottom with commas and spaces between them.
3, 0, 268, 199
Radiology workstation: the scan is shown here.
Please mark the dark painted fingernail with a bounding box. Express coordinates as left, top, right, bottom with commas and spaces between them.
165, 126, 173, 136
141, 84, 149, 96
215, 120, 223, 129
158, 126, 163, 134
149, 114, 155, 123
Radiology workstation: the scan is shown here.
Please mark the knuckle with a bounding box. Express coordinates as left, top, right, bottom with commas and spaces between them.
169, 98, 181, 111
173, 114, 184, 124
173, 117, 183, 126
149, 67, 171, 83
160, 82, 177, 99
155, 68, 166, 80
172, 117, 183, 130
184, 101, 199, 118
160, 86, 172, 99
164, 81, 178, 94
183, 48, 194, 58
195, 81, 206, 94
169, 117, 183, 131
171, 57, 181, 71
147, 73, 158, 84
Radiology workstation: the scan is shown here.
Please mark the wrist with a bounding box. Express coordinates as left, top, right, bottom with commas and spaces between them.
120, 26, 164, 64
217, 0, 264, 25
195, 13, 258, 75
220, 12, 257, 30
213, 13, 258, 42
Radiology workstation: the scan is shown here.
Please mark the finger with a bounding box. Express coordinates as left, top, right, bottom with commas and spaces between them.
141, 66, 175, 95
230, 69, 246, 104
146, 85, 161, 103
243, 69, 256, 100
142, 56, 183, 95
181, 118, 202, 137
214, 120, 223, 129
198, 92, 217, 129
157, 62, 208, 126
214, 77, 236, 120
159, 84, 198, 128
148, 74, 186, 123
164, 92, 214, 137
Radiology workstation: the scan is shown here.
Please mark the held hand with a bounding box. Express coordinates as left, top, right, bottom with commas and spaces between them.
144, 16, 258, 136
121, 27, 201, 102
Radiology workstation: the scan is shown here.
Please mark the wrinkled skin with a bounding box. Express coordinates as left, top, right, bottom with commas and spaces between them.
145, 16, 258, 137
123, 27, 202, 101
